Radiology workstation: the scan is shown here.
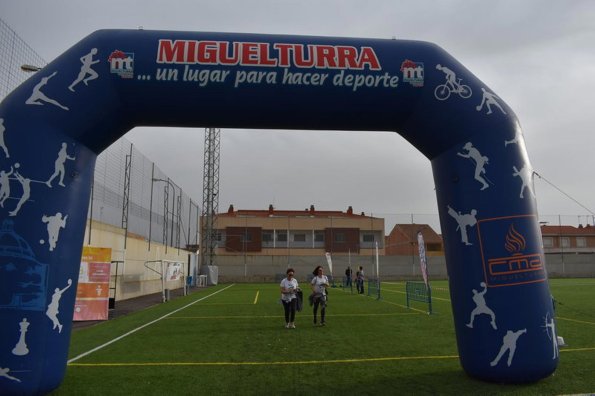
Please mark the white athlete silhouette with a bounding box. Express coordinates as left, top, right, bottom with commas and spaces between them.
447, 205, 478, 246
0, 367, 21, 383
8, 167, 31, 217
0, 118, 9, 158
69, 48, 100, 91
12, 318, 30, 356
476, 87, 506, 115
490, 328, 527, 367
437, 64, 457, 88
543, 314, 559, 359
434, 64, 472, 100
25, 71, 69, 111
46, 278, 72, 333
457, 142, 490, 190
505, 130, 522, 147
512, 165, 535, 199
41, 212, 68, 251
466, 282, 497, 330
0, 166, 14, 207
46, 143, 76, 188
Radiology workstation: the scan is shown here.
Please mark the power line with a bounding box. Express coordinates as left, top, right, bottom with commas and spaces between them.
533, 171, 595, 216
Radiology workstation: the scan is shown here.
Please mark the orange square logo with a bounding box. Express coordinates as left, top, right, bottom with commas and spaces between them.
477, 215, 546, 287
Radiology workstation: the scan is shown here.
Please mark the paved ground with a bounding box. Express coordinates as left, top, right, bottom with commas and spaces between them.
72, 286, 204, 330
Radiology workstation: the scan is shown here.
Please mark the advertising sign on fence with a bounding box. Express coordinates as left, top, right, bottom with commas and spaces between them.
166, 261, 183, 281
74, 247, 112, 321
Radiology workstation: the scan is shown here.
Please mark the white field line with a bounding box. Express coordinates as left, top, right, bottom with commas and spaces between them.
68, 284, 235, 363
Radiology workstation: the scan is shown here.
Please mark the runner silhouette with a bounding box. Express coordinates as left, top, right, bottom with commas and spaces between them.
68, 48, 100, 91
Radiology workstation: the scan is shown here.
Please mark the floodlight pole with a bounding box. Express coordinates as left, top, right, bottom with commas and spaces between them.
201, 127, 221, 268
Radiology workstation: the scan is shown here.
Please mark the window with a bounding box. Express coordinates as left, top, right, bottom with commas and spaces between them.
241, 232, 252, 242
334, 233, 345, 243
314, 231, 324, 242
560, 237, 570, 248
277, 232, 287, 242
293, 234, 306, 242
262, 232, 273, 242
577, 237, 587, 248
427, 243, 442, 252
542, 237, 553, 248
362, 234, 375, 243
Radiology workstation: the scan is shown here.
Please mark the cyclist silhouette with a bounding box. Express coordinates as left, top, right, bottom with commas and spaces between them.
435, 64, 472, 100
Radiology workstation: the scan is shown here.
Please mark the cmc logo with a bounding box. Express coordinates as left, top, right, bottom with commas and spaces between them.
108, 50, 134, 79
400, 59, 424, 87
477, 215, 545, 287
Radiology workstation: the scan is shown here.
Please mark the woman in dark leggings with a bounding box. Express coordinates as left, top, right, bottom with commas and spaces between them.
280, 268, 299, 329
310, 265, 329, 326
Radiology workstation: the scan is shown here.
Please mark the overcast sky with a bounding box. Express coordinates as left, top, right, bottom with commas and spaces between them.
2, 0, 594, 231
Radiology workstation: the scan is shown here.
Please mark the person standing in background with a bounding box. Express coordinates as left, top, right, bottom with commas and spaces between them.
356, 266, 365, 294
345, 266, 353, 288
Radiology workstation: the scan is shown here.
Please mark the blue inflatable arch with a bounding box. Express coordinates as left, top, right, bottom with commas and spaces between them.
0, 30, 557, 394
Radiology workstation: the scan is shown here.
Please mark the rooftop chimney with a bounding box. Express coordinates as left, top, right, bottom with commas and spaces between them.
347, 206, 353, 215
268, 204, 274, 214
310, 204, 315, 213
228, 204, 234, 214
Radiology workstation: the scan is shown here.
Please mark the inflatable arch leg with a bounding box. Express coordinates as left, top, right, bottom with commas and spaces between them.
0, 30, 557, 394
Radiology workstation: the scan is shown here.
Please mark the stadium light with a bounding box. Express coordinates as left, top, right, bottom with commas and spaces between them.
20, 64, 42, 72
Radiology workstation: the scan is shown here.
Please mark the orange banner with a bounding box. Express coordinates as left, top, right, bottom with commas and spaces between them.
74, 246, 112, 321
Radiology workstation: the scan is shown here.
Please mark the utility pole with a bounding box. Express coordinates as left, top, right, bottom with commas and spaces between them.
201, 128, 221, 267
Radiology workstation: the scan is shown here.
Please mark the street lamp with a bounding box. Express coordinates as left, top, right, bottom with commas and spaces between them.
20, 64, 42, 72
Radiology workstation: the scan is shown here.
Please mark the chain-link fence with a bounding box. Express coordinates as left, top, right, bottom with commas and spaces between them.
87, 137, 200, 250
0, 18, 46, 100
1, 18, 200, 251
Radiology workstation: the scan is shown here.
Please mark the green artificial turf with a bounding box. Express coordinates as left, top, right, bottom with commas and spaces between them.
50, 278, 595, 395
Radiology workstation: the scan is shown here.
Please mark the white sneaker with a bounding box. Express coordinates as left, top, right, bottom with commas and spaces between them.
285, 323, 290, 329
290, 323, 296, 329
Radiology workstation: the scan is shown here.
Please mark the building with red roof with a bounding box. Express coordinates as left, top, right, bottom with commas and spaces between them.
384, 223, 443, 256
208, 204, 384, 256
540, 224, 595, 254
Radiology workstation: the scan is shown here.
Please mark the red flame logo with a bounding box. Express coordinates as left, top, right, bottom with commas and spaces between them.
505, 224, 526, 254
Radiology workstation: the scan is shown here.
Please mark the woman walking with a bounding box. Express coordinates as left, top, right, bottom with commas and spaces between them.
311, 265, 329, 326
280, 268, 299, 329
